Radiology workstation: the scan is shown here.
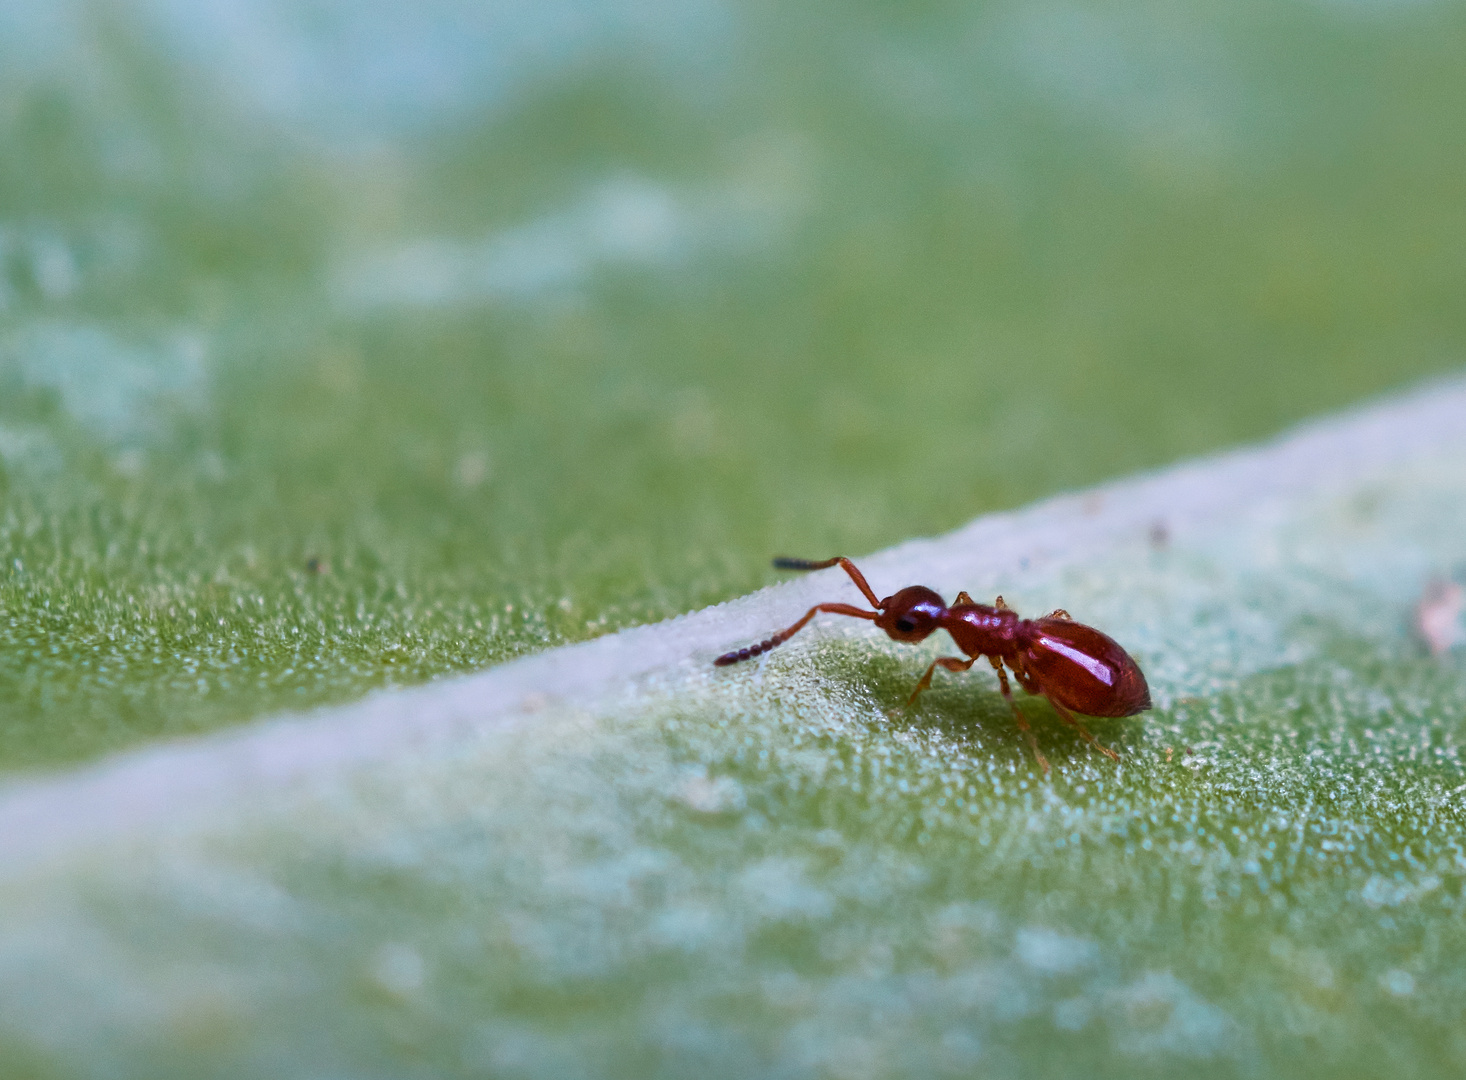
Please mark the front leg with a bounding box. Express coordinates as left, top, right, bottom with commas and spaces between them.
906, 656, 977, 708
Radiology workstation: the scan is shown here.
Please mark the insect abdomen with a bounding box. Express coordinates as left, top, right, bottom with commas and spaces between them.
1019, 619, 1151, 717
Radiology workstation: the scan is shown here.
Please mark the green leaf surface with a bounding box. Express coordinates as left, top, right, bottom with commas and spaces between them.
3, 387, 1466, 1078
5, 0, 1466, 770
5, 1, 1466, 1076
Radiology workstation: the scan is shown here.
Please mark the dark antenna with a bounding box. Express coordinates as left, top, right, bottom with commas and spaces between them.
714, 556, 882, 666
714, 602, 875, 666
770, 556, 883, 608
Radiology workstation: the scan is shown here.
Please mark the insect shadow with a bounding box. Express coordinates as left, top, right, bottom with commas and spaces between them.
869, 650, 1140, 768
779, 640, 1137, 771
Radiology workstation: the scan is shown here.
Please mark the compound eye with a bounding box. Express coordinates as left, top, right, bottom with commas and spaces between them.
895, 617, 916, 633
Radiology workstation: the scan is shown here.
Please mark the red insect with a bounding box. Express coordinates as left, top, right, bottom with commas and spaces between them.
715, 557, 1150, 771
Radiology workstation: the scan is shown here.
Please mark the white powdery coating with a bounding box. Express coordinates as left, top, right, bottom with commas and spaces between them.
2, 321, 209, 445
0, 375, 1464, 870
332, 165, 806, 311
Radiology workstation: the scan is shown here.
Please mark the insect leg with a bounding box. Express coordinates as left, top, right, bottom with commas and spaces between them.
1047, 699, 1122, 763
990, 658, 1049, 774
1007, 654, 1042, 695
905, 656, 977, 708
1042, 609, 1072, 621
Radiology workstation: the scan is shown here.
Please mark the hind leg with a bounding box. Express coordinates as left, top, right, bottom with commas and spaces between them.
1047, 699, 1121, 763
990, 659, 1049, 774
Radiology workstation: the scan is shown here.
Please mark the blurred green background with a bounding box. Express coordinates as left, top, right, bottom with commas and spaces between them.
1, 0, 1463, 770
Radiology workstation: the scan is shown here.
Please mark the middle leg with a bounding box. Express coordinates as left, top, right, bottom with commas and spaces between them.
990, 658, 1049, 774
1007, 654, 1042, 696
